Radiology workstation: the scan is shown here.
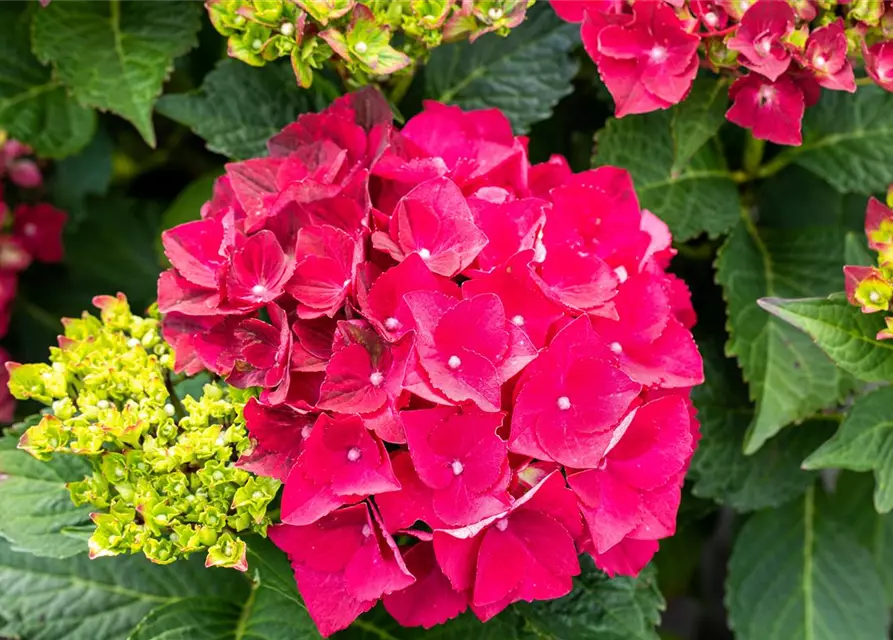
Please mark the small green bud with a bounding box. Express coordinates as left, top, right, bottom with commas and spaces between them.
17, 415, 68, 460
205, 533, 248, 571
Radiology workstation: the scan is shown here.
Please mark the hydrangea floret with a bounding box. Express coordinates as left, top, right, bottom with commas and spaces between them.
158, 87, 704, 636
7, 294, 279, 570
844, 186, 893, 338
553, 0, 893, 146
206, 0, 534, 87
0, 132, 68, 422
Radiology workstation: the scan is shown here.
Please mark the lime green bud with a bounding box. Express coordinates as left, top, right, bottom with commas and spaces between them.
17, 415, 68, 460
100, 452, 130, 484
205, 533, 248, 571
8, 363, 68, 404
143, 537, 178, 565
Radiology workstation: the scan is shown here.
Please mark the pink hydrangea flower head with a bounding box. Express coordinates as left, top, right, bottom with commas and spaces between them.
155, 90, 703, 635
586, 0, 699, 116
726, 73, 805, 145
727, 0, 794, 82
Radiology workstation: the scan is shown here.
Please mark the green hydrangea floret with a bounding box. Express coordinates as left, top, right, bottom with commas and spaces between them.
8, 293, 279, 571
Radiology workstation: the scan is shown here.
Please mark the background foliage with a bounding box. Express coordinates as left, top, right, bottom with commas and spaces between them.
3, 1, 893, 638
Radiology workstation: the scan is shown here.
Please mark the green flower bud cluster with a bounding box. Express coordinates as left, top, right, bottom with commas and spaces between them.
8, 294, 280, 571
206, 0, 534, 87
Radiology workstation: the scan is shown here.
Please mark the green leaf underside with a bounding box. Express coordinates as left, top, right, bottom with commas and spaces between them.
790, 86, 893, 194
130, 538, 318, 640
425, 3, 579, 135
593, 80, 737, 242
690, 337, 835, 511
804, 387, 893, 513
157, 60, 326, 160
760, 295, 893, 383
0, 538, 249, 640
716, 218, 854, 454
726, 487, 888, 640
824, 473, 893, 606
0, 3, 95, 158
32, 0, 202, 147
0, 435, 91, 558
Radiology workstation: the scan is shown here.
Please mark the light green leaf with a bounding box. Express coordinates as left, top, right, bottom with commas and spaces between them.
823, 472, 893, 606
787, 86, 893, 194
845, 231, 875, 267
157, 60, 327, 160
32, 0, 202, 147
0, 2, 95, 158
425, 3, 579, 134
759, 295, 893, 383
690, 336, 836, 511
0, 538, 249, 640
803, 387, 893, 513
516, 561, 664, 640
130, 537, 318, 640
716, 219, 853, 453
726, 487, 889, 640
593, 96, 738, 241
0, 433, 91, 558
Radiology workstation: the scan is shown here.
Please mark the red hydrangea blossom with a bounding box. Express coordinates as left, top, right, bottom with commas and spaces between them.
159, 88, 703, 636
551, 0, 893, 146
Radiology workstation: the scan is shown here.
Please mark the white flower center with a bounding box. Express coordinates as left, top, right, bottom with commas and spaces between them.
451, 460, 464, 475
347, 447, 362, 462
251, 284, 266, 296
488, 7, 503, 20
756, 39, 771, 56
369, 372, 384, 387
649, 46, 668, 63
511, 315, 525, 327
814, 54, 827, 68
610, 342, 623, 354
280, 22, 295, 36
557, 396, 571, 410
252, 39, 263, 51
418, 248, 432, 260
704, 11, 718, 26
870, 291, 882, 303
354, 41, 368, 54
614, 266, 629, 283
757, 85, 777, 107
23, 223, 37, 237
448, 355, 461, 369
384, 317, 401, 331
361, 524, 371, 537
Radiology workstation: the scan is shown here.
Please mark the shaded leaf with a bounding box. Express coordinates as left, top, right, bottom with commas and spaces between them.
726, 487, 888, 640
690, 336, 836, 511
425, 3, 579, 134
0, 2, 95, 158
716, 220, 853, 453
157, 60, 327, 160
32, 1, 202, 146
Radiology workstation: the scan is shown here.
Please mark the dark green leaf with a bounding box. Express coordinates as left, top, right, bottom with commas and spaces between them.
823, 472, 893, 606
32, 0, 202, 146
0, 2, 96, 158
130, 537, 318, 640
0, 433, 91, 558
425, 3, 579, 134
593, 92, 738, 241
786, 86, 893, 194
845, 231, 875, 267
726, 487, 889, 640
49, 125, 115, 227
157, 60, 327, 160
670, 78, 729, 174
759, 295, 893, 383
0, 538, 249, 640
690, 336, 836, 511
803, 387, 893, 512
716, 219, 853, 453
517, 561, 664, 640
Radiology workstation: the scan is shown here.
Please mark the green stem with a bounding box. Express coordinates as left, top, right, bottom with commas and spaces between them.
742, 134, 766, 177
755, 151, 796, 180
386, 63, 416, 106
